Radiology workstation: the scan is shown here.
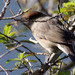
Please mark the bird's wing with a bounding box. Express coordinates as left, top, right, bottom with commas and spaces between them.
32, 19, 74, 45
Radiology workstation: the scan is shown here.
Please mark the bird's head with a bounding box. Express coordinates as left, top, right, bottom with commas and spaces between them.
21, 11, 46, 29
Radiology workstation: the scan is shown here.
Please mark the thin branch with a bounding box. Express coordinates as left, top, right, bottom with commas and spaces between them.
0, 0, 10, 18
16, 0, 21, 9
0, 56, 69, 74
0, 7, 61, 23
25, 52, 49, 56
0, 65, 9, 75
15, 13, 62, 23
0, 44, 22, 59
32, 55, 68, 75
50, 56, 68, 65
0, 32, 43, 65
40, 56, 68, 74
0, 66, 27, 72
58, 0, 70, 27
16, 0, 22, 14
61, 61, 74, 70
30, 52, 49, 56
0, 69, 17, 72
16, 49, 49, 56
0, 8, 31, 20
8, 8, 16, 16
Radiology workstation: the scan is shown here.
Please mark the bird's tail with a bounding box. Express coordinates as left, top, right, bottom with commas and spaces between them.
68, 52, 75, 64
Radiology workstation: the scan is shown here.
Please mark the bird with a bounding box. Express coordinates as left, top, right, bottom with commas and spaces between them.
20, 11, 75, 64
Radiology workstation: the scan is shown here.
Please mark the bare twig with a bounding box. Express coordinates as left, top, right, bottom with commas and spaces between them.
32, 52, 49, 56
0, 44, 22, 59
51, 56, 68, 65
0, 66, 27, 72
24, 52, 49, 56
8, 8, 16, 16
16, 0, 21, 9
0, 0, 10, 18
0, 65, 9, 75
0, 8, 31, 20
16, 49, 49, 55
0, 32, 43, 65
0, 6, 62, 24
16, 0, 22, 14
15, 13, 62, 23
0, 69, 17, 72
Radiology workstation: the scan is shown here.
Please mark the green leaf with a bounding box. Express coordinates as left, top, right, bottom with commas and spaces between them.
8, 31, 18, 37
28, 60, 37, 63
16, 49, 23, 53
52, 66, 59, 70
6, 58, 20, 63
0, 37, 6, 43
0, 34, 6, 43
0, 34, 5, 38
54, 2, 75, 16
23, 54, 34, 58
53, 10, 59, 14
3, 23, 19, 37
0, 37, 6, 40
54, 70, 70, 75
21, 72, 28, 75
0, 40, 5, 43
16, 35, 26, 37
0, 34, 6, 39
18, 52, 25, 60
19, 40, 35, 44
13, 35, 26, 39
59, 70, 70, 75
3, 23, 12, 36
15, 62, 21, 67
4, 43, 16, 49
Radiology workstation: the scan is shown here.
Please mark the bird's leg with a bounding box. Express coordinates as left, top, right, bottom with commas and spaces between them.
47, 53, 53, 62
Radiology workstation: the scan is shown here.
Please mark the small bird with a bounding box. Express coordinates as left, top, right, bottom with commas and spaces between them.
20, 11, 75, 63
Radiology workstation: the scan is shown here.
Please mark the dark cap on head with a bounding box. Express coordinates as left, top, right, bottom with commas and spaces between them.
22, 11, 46, 20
